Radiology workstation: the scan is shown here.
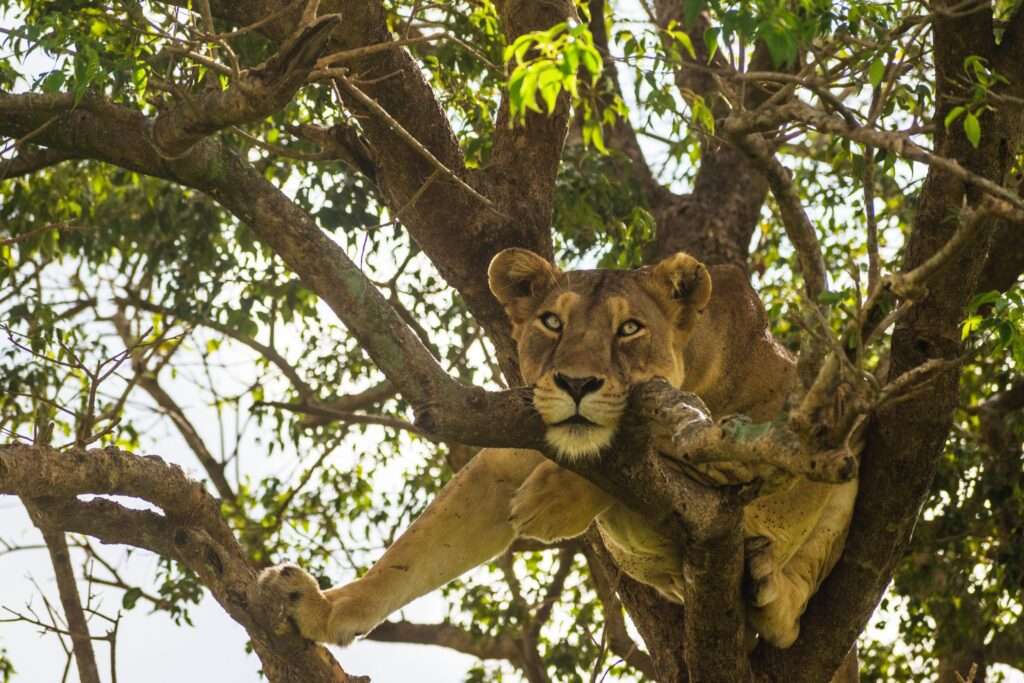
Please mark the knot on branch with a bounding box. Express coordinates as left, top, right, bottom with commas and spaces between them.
629, 379, 862, 491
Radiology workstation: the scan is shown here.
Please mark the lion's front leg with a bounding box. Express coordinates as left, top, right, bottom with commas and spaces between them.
510, 460, 614, 542
258, 564, 382, 645
259, 447, 545, 644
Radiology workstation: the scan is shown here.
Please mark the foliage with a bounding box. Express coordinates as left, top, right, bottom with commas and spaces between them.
0, 649, 13, 683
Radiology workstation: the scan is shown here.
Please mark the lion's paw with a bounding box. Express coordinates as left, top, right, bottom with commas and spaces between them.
510, 479, 593, 542
259, 566, 386, 647
258, 563, 332, 642
748, 596, 801, 648
745, 558, 802, 648
744, 536, 779, 607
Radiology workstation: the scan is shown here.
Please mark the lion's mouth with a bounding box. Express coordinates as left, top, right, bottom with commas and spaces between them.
552, 414, 598, 427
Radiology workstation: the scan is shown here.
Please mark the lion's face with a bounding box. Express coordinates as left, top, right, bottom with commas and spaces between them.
489, 249, 712, 460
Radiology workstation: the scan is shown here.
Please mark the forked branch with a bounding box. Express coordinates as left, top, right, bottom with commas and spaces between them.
150, 14, 342, 157
0, 445, 359, 683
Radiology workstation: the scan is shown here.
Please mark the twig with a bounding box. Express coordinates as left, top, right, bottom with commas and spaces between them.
331, 74, 507, 219
315, 35, 439, 67
730, 133, 828, 303
231, 126, 338, 161
886, 197, 1010, 300
253, 401, 428, 437
862, 149, 881, 293
774, 101, 1024, 212
0, 221, 85, 247
955, 662, 979, 683
210, 3, 302, 40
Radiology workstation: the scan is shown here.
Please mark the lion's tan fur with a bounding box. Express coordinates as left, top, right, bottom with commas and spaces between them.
259, 250, 858, 652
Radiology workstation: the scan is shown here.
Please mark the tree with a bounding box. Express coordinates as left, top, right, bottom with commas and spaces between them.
1, 0, 1022, 681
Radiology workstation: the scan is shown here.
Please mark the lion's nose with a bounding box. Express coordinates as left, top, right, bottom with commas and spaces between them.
553, 373, 605, 404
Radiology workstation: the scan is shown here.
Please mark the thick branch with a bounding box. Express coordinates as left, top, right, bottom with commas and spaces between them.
0, 146, 77, 179
0, 447, 358, 683
0, 444, 238, 552
753, 5, 1009, 679
23, 502, 102, 683
0, 91, 458, 410
150, 14, 342, 157
484, 0, 575, 228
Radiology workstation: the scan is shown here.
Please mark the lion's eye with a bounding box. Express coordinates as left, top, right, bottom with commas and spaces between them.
539, 312, 563, 332
617, 319, 643, 337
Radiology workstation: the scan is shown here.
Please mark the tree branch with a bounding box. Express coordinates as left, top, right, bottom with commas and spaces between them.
298, 380, 395, 428
149, 14, 342, 157
0, 146, 77, 179
255, 401, 425, 436
726, 133, 828, 304
367, 620, 521, 663
752, 5, 1010, 679
330, 71, 502, 215
582, 544, 659, 681
725, 100, 1024, 212
111, 310, 236, 501
23, 502, 102, 683
0, 446, 361, 683
0, 91, 456, 411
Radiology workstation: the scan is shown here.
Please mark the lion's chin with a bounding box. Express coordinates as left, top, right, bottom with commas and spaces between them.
544, 423, 616, 461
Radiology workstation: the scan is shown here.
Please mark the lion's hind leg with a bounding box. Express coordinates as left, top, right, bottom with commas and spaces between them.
747, 479, 858, 648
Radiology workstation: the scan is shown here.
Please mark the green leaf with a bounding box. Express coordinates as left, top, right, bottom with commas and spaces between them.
521, 67, 542, 113
122, 587, 143, 610
963, 112, 981, 148
704, 28, 719, 64
670, 29, 697, 60
944, 106, 966, 130
869, 58, 885, 88
579, 46, 602, 80
961, 314, 982, 340
537, 64, 563, 113
40, 70, 65, 93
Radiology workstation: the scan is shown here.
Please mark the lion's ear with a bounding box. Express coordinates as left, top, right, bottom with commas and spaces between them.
646, 252, 712, 329
488, 248, 560, 322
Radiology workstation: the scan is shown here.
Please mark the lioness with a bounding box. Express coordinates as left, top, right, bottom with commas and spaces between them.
260, 249, 858, 652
